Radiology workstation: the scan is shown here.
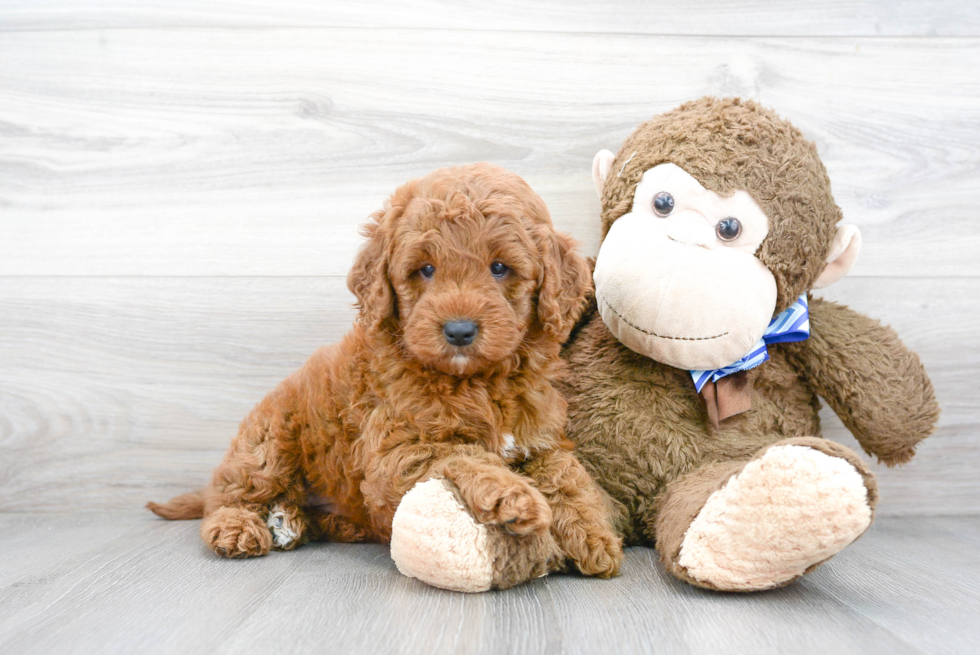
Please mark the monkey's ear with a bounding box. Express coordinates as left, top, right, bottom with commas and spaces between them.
812, 224, 862, 289
592, 149, 616, 198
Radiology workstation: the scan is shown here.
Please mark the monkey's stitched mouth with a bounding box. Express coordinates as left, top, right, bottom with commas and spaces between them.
599, 297, 728, 341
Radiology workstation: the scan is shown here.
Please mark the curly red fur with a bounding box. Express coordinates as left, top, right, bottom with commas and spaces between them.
148, 164, 620, 576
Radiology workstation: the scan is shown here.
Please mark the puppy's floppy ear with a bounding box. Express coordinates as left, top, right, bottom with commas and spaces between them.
348, 208, 397, 334
536, 229, 592, 343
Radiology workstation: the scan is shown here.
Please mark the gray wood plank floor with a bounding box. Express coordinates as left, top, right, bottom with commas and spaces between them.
0, 514, 977, 655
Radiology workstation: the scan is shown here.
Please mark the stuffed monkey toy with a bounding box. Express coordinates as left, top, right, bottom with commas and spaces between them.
391, 97, 939, 592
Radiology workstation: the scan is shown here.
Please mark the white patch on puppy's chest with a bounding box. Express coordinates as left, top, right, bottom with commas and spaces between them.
500, 433, 531, 460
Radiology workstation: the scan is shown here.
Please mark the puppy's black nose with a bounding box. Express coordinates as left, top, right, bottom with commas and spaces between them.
443, 320, 478, 347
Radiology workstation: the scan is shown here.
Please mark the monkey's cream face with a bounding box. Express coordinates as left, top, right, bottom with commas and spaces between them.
594, 164, 778, 371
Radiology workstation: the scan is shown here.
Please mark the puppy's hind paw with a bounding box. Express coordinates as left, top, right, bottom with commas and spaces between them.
201, 506, 272, 558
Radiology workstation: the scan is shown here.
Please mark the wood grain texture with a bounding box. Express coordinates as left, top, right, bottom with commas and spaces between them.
0, 276, 974, 515
0, 513, 977, 655
807, 517, 980, 655
1, 31, 978, 276
0, 277, 357, 512
1, 0, 978, 36
0, 512, 136, 588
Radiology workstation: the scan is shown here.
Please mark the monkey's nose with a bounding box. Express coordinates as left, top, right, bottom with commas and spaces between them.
665, 218, 716, 249
444, 320, 479, 347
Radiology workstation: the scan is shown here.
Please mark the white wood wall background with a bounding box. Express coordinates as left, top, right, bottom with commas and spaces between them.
0, 1, 977, 515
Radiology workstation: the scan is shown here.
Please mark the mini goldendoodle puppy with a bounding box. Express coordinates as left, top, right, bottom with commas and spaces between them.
148, 163, 622, 586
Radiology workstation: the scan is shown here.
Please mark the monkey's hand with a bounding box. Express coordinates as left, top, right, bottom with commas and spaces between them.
784, 297, 939, 466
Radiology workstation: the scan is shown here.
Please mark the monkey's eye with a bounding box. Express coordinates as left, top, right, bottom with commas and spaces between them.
652, 192, 674, 217
490, 261, 509, 278
716, 218, 742, 241
419, 264, 436, 279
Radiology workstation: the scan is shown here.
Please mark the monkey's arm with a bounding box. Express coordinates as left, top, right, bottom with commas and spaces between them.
784, 297, 939, 465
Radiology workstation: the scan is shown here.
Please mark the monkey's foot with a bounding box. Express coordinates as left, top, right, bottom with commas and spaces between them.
390, 478, 495, 592
391, 478, 567, 592
677, 444, 873, 591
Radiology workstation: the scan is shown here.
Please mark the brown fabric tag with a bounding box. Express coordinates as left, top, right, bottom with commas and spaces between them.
699, 371, 753, 429
700, 381, 721, 430
716, 371, 752, 420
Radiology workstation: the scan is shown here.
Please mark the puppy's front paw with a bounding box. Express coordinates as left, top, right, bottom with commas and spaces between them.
470, 480, 552, 536
570, 523, 623, 579
200, 506, 272, 558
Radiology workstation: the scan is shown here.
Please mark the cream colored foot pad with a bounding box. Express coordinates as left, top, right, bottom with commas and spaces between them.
390, 478, 493, 593
678, 445, 872, 591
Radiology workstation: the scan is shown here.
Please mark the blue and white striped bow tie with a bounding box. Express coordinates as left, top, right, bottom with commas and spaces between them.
691, 294, 810, 393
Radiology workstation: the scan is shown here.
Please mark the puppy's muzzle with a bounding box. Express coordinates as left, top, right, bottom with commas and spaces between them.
443, 320, 479, 347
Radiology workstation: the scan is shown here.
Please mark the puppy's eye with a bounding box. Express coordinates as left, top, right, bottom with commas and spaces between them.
653, 192, 674, 217
490, 261, 509, 278
419, 264, 436, 279
716, 218, 742, 241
